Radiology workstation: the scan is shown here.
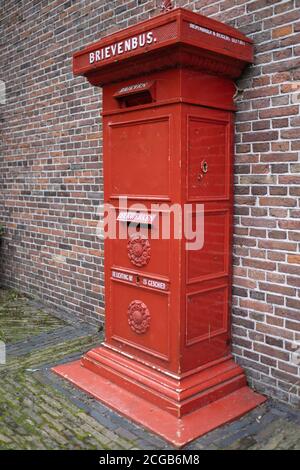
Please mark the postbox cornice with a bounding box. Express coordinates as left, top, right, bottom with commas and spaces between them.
73, 8, 252, 58
73, 8, 253, 86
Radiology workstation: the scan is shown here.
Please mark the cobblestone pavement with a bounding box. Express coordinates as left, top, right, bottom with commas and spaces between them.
0, 287, 299, 450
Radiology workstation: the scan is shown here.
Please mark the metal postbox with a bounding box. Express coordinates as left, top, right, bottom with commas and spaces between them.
54, 7, 266, 447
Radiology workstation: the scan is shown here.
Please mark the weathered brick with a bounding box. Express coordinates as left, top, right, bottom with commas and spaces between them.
254, 343, 289, 361
259, 106, 299, 119
286, 320, 300, 332
258, 282, 295, 297
266, 294, 284, 306
259, 197, 297, 207
243, 258, 276, 271
260, 153, 298, 163
240, 299, 273, 313
270, 186, 288, 196
267, 251, 286, 262
272, 25, 293, 38
259, 324, 294, 341
279, 220, 300, 230
1, 0, 299, 409
258, 239, 297, 251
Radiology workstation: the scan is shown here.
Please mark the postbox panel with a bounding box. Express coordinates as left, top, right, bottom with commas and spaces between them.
109, 281, 170, 362
111, 228, 170, 278
182, 331, 230, 371
182, 284, 230, 370
107, 115, 171, 199
186, 285, 228, 345
187, 115, 230, 201
187, 210, 229, 283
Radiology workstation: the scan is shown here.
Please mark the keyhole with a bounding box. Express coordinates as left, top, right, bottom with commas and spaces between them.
201, 160, 208, 174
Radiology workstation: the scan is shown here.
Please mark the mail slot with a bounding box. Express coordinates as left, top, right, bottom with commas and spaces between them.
114, 81, 156, 107
54, 7, 266, 447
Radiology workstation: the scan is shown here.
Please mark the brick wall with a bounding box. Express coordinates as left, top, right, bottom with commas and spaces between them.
0, 0, 299, 406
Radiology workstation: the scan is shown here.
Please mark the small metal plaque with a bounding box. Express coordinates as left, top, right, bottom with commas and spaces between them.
142, 277, 169, 292
117, 211, 156, 225
116, 82, 151, 97
111, 270, 134, 284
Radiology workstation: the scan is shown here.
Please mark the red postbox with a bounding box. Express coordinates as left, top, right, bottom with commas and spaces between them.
54, 7, 266, 447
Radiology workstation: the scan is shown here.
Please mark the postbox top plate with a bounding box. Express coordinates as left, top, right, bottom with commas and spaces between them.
73, 8, 253, 85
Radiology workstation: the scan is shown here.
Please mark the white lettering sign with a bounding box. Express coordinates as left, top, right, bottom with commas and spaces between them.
112, 270, 134, 282
89, 32, 156, 64
189, 23, 247, 46
119, 83, 148, 94
117, 211, 156, 225
142, 278, 167, 291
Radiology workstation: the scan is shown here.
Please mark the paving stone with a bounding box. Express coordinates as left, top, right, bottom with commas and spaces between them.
0, 286, 299, 450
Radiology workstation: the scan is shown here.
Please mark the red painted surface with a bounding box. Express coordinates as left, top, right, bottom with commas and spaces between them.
53, 8, 266, 446
55, 360, 266, 448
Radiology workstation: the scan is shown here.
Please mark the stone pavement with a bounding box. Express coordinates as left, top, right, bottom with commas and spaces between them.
0, 287, 299, 450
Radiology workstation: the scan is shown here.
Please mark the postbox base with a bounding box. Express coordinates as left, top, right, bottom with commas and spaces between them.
53, 346, 266, 447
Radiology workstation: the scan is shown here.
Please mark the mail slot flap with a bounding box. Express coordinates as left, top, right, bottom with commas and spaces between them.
114, 81, 156, 107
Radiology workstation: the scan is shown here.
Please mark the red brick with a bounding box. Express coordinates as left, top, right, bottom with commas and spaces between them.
259, 197, 297, 207
248, 269, 266, 281
266, 294, 284, 306
272, 369, 300, 385
241, 217, 276, 228
276, 306, 299, 322
269, 187, 287, 196
286, 320, 300, 332
287, 255, 300, 264
279, 220, 300, 230
254, 343, 289, 361
269, 208, 288, 218
259, 282, 296, 297
249, 228, 266, 237
1, 0, 299, 409
272, 25, 293, 39
266, 316, 284, 327
272, 72, 291, 84
253, 143, 270, 152
272, 118, 289, 129
259, 106, 299, 119
271, 141, 289, 151
244, 86, 279, 100
258, 240, 297, 251
243, 131, 278, 142
274, 1, 295, 14
267, 251, 286, 262
251, 164, 270, 174
278, 361, 298, 375
288, 232, 300, 242
261, 355, 277, 367
286, 298, 300, 310
247, 0, 274, 13
286, 276, 300, 288
240, 299, 273, 313
281, 128, 300, 139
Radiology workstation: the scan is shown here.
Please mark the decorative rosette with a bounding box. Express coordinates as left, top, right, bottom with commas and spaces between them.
127, 235, 151, 267
128, 300, 150, 335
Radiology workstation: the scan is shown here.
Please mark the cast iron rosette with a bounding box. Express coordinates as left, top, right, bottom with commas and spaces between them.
128, 300, 151, 335
127, 235, 151, 267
